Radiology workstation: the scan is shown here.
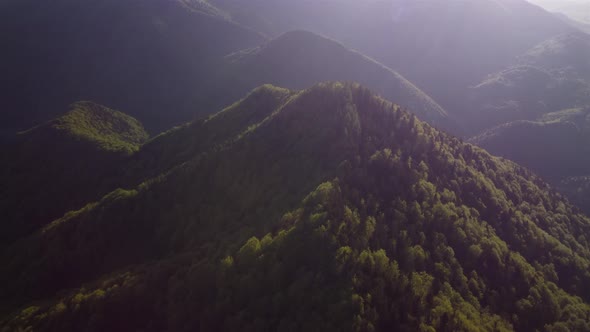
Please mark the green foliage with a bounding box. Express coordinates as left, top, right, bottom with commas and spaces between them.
0, 102, 148, 246
471, 107, 590, 213
2, 83, 590, 332
51, 101, 148, 154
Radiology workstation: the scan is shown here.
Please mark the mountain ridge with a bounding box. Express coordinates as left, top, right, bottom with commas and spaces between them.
211, 0, 575, 112
465, 31, 590, 133
0, 0, 265, 134
224, 30, 450, 127
21, 101, 149, 154
2, 83, 590, 331
0, 102, 148, 246
470, 107, 590, 212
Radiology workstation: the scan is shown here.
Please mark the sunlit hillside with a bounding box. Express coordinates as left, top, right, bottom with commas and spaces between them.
2, 1, 590, 331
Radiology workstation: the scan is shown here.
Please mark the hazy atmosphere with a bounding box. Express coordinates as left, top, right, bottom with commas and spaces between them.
528, 0, 590, 23
2, 0, 590, 331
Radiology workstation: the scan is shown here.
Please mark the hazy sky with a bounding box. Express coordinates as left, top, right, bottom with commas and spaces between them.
528, 0, 590, 9
527, 0, 590, 23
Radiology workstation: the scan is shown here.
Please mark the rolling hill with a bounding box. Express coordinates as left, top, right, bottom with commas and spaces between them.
521, 31, 590, 76
0, 0, 264, 134
2, 83, 590, 331
0, 102, 148, 246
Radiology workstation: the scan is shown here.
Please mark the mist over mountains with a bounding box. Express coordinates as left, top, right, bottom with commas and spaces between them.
2, 0, 590, 331
212, 0, 574, 110
528, 0, 590, 24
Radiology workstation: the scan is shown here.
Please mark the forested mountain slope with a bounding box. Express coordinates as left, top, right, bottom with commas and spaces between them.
471, 107, 590, 213
522, 32, 590, 76
472, 107, 590, 178
466, 32, 590, 133
467, 32, 590, 212
0, 0, 264, 134
0, 102, 148, 246
558, 176, 590, 215
2, 83, 590, 331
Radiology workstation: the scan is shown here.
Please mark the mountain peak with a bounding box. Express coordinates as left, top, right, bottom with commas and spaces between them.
226, 31, 450, 127
4, 83, 590, 331
22, 101, 148, 154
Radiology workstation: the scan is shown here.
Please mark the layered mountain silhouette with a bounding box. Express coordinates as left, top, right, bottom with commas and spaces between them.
2, 0, 575, 136
0, 0, 264, 134
0, 0, 459, 137
212, 0, 574, 110
521, 31, 590, 76
222, 30, 450, 128
465, 31, 590, 134
2, 83, 590, 331
466, 31, 590, 210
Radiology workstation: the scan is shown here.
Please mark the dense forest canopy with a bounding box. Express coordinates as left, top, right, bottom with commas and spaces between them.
2, 83, 590, 331
2, 0, 590, 331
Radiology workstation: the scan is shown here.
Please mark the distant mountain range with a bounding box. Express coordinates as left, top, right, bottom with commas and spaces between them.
222, 30, 450, 128
2, 1, 590, 330
464, 31, 590, 132
0, 0, 456, 136
1, 0, 577, 137
466, 31, 590, 213
471, 107, 590, 178
0, 0, 264, 134
212, 0, 575, 111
